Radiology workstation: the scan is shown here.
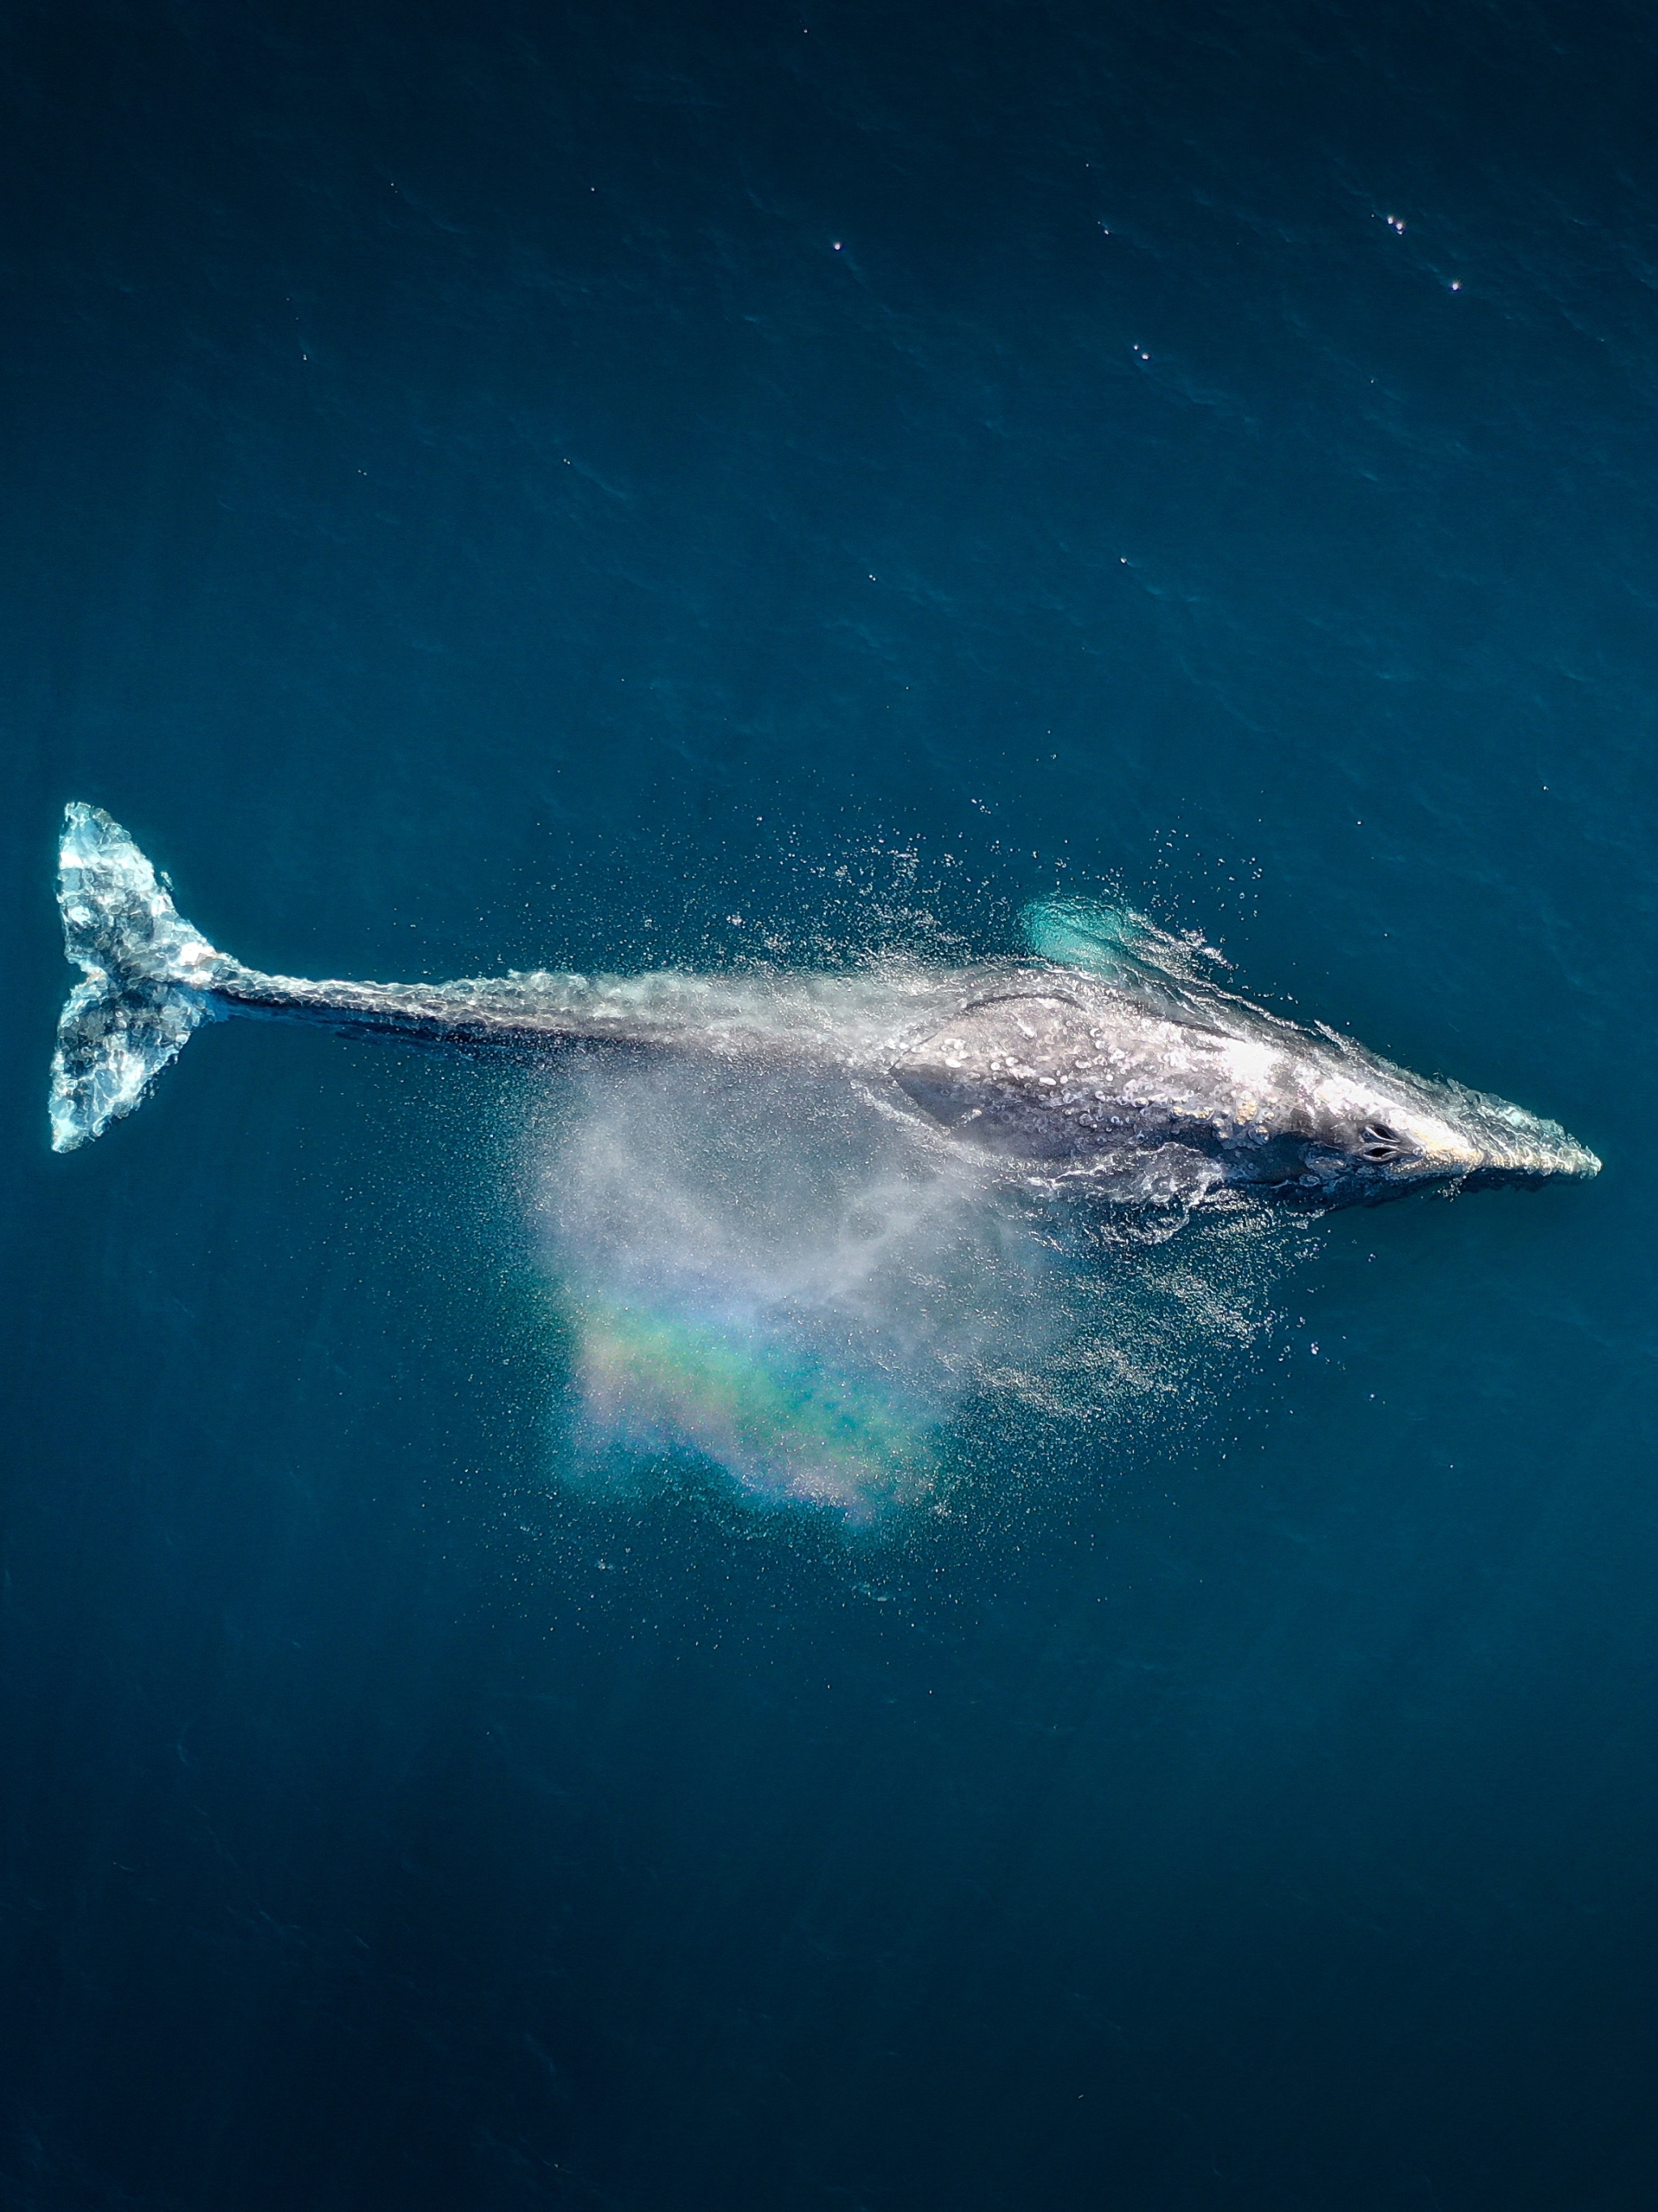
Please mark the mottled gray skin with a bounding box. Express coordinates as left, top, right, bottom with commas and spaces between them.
50, 805, 1601, 1219
882, 977, 1600, 1210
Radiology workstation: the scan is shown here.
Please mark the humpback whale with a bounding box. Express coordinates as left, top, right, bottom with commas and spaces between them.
47, 804, 1599, 1222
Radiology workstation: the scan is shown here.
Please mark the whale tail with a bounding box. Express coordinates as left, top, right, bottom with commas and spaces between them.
49, 804, 225, 1152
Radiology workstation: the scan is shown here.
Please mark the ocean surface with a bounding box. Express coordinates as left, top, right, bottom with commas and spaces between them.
3, 3, 1656, 2206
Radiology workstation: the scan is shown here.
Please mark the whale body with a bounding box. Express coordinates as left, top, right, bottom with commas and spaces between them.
47, 804, 1599, 1223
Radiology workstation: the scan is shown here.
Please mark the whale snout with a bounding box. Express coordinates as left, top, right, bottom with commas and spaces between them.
1418, 1090, 1601, 1192
1460, 1125, 1601, 1188
1311, 1072, 1601, 1206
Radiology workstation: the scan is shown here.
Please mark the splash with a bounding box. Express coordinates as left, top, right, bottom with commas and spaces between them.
525, 1044, 1292, 1523
529, 1051, 1051, 1517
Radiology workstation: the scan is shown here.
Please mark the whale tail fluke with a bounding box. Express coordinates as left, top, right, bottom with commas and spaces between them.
49, 804, 225, 1152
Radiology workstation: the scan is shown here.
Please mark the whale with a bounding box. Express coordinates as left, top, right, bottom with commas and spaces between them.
47, 803, 1599, 1224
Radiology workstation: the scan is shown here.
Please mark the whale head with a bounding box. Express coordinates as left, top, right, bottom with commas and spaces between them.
1286, 1058, 1602, 1210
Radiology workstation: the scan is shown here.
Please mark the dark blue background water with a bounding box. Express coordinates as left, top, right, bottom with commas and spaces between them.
4, 3, 1656, 2205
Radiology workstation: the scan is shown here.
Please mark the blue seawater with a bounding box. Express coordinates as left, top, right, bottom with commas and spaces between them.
2, 3, 1655, 2205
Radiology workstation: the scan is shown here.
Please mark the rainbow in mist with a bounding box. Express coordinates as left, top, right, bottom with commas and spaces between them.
572, 1296, 942, 1519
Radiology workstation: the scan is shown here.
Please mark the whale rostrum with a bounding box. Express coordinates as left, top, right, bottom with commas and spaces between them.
48, 803, 1600, 1221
